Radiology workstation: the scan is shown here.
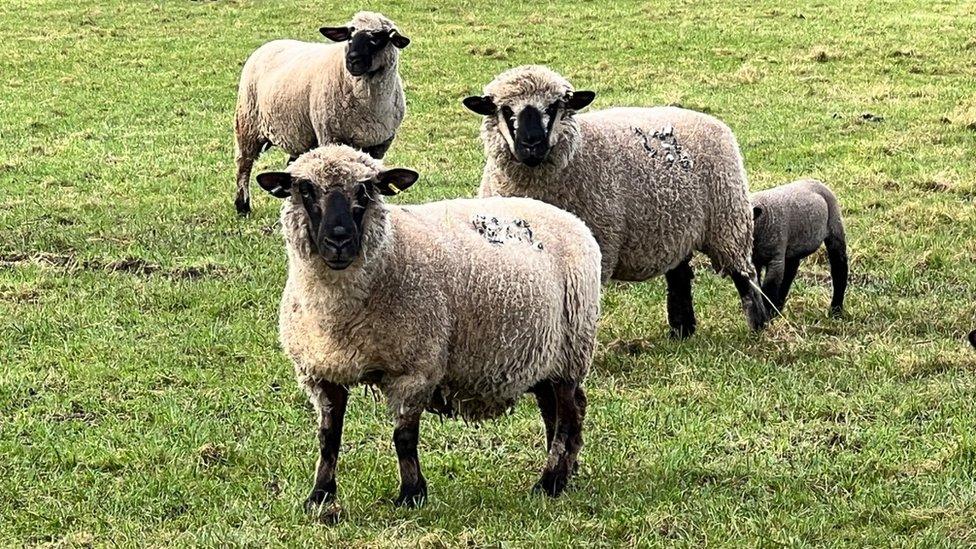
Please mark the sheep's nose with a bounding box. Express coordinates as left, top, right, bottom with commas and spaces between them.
520, 135, 545, 148
323, 226, 352, 248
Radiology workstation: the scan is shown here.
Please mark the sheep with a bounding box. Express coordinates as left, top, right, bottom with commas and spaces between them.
750, 179, 848, 317
233, 11, 410, 216
255, 145, 602, 509
463, 65, 768, 338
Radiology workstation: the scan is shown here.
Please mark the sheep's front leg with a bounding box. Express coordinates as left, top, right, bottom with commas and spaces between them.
761, 258, 787, 317
304, 381, 348, 513
393, 411, 427, 507
779, 258, 801, 312
533, 380, 585, 497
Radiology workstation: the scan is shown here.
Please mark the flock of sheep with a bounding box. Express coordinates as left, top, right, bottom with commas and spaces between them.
231, 11, 969, 513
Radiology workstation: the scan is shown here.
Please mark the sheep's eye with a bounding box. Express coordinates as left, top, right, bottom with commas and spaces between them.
500, 106, 515, 122
546, 102, 561, 117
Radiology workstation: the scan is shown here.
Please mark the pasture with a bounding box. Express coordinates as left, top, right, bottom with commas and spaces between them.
2, 0, 975, 545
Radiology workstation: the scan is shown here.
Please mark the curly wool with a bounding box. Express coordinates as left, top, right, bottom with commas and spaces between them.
750, 179, 846, 266
235, 11, 406, 158
477, 65, 758, 284
276, 146, 602, 421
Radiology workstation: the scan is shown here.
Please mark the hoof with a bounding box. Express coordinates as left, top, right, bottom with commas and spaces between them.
532, 470, 569, 498
303, 483, 336, 515
394, 480, 428, 508
668, 324, 696, 340
303, 499, 342, 524
829, 306, 844, 318
235, 196, 251, 217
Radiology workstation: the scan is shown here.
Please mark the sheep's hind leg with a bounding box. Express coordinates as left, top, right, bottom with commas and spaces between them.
304, 381, 349, 513
234, 134, 266, 217
665, 256, 697, 339
393, 412, 427, 507
533, 380, 584, 497
825, 236, 848, 316
529, 381, 557, 451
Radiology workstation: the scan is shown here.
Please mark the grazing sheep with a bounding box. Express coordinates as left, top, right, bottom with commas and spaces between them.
234, 11, 410, 216
464, 65, 768, 337
751, 179, 848, 317
257, 145, 601, 509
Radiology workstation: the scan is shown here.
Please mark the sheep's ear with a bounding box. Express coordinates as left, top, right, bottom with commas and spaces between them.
565, 90, 596, 111
256, 172, 294, 198
375, 168, 419, 196
389, 29, 410, 49
462, 95, 497, 116
753, 206, 764, 220
320, 26, 352, 42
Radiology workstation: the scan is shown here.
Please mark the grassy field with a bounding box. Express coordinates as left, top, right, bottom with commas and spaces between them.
2, 0, 976, 545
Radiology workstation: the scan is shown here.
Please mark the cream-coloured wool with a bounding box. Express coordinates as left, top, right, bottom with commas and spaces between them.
275, 146, 601, 420
475, 65, 767, 331
270, 145, 601, 505
234, 11, 406, 214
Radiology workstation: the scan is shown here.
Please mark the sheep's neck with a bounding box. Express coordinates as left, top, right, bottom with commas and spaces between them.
348, 61, 399, 105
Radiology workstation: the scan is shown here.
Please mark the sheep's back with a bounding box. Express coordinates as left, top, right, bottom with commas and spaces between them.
243, 40, 344, 154
565, 107, 747, 278
753, 180, 831, 258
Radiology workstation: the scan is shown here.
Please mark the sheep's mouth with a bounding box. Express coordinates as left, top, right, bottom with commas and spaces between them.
324, 257, 354, 270
346, 61, 370, 76
517, 151, 548, 167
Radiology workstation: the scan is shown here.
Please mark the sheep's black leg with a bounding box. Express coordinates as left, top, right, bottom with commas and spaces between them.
530, 381, 557, 451
969, 330, 976, 349
304, 381, 348, 513
234, 137, 267, 217
393, 412, 427, 507
533, 380, 584, 497
363, 135, 395, 160
730, 270, 769, 331
665, 256, 697, 339
825, 236, 848, 316
760, 258, 786, 318
779, 258, 801, 312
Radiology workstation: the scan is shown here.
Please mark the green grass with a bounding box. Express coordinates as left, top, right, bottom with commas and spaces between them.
3, 0, 976, 545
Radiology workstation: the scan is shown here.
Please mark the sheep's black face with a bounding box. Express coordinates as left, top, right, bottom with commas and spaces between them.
301, 182, 371, 270
462, 91, 596, 167
320, 26, 411, 78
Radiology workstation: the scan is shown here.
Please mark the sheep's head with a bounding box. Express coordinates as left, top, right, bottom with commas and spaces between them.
463, 65, 595, 168
257, 146, 418, 270
320, 11, 410, 78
